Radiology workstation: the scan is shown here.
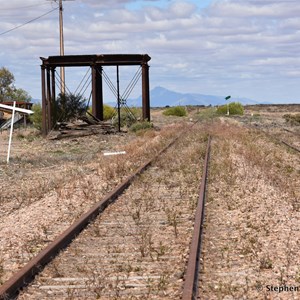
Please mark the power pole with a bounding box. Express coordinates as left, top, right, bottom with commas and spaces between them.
49, 0, 73, 94
58, 0, 65, 95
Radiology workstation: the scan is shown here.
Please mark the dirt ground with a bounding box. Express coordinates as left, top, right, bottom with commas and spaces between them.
0, 105, 299, 299
199, 105, 300, 300
18, 122, 208, 300
0, 110, 196, 285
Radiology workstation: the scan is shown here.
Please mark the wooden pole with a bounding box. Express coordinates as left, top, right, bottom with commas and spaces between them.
59, 0, 65, 95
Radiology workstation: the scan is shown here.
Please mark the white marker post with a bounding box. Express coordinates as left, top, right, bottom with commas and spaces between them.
7, 101, 16, 163
225, 95, 231, 116
103, 151, 126, 156
0, 102, 34, 163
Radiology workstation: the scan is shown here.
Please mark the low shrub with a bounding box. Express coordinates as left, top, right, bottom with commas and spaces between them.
88, 104, 143, 127
54, 93, 86, 123
127, 107, 142, 118
129, 121, 153, 132
283, 114, 300, 126
197, 107, 217, 120
163, 106, 187, 117
112, 107, 142, 127
217, 102, 244, 115
103, 104, 115, 120
29, 103, 42, 130
87, 104, 115, 120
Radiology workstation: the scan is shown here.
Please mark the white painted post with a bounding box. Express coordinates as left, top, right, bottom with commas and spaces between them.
0, 103, 33, 163
103, 151, 126, 156
7, 101, 16, 163
225, 95, 231, 116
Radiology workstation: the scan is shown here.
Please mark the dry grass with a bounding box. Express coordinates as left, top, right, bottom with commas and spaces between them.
1, 105, 299, 299
0, 121, 191, 283
200, 120, 300, 299
18, 123, 207, 299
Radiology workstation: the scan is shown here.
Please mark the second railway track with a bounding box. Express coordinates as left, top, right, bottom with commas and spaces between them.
1, 123, 211, 299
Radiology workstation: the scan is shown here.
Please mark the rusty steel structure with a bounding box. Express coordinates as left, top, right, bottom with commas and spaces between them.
40, 54, 151, 136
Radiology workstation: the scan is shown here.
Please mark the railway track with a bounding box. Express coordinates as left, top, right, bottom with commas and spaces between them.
283, 128, 300, 137
263, 131, 300, 153
182, 137, 211, 300
275, 127, 300, 153
280, 140, 300, 153
244, 124, 300, 153
0, 124, 211, 299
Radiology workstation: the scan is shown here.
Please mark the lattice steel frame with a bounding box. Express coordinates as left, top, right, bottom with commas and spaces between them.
40, 54, 151, 136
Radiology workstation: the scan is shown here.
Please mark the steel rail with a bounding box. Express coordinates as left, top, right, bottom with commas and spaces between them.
182, 136, 211, 300
280, 140, 300, 153
283, 128, 300, 137
259, 129, 300, 153
0, 124, 196, 300
246, 125, 300, 154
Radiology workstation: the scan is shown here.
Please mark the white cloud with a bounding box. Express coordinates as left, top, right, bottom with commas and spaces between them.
0, 0, 300, 102
210, 0, 300, 18
169, 1, 197, 17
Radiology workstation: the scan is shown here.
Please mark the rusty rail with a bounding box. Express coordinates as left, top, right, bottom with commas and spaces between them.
0, 125, 195, 300
283, 128, 300, 137
280, 140, 300, 153
247, 125, 300, 154
262, 129, 300, 153
182, 136, 211, 300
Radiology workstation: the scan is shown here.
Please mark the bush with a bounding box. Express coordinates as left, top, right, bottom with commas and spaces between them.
217, 102, 244, 115
87, 104, 115, 120
112, 107, 142, 127
197, 107, 217, 120
163, 106, 187, 117
53, 93, 86, 123
88, 105, 141, 127
129, 121, 153, 132
283, 114, 300, 126
127, 107, 142, 119
29, 103, 42, 130
103, 104, 115, 120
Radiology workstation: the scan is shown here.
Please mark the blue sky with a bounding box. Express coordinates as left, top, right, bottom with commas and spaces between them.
1, 0, 300, 104
126, 0, 212, 10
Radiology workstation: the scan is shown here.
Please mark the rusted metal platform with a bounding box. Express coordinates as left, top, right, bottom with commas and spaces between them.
41, 54, 151, 67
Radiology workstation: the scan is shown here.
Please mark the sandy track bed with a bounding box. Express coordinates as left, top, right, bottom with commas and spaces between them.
0, 123, 190, 284
199, 121, 300, 300
18, 124, 207, 299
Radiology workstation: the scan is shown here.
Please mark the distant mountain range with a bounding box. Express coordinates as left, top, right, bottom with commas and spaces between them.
126, 86, 260, 107
33, 86, 299, 107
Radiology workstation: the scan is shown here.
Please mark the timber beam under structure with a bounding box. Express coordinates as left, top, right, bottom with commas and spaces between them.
40, 54, 151, 136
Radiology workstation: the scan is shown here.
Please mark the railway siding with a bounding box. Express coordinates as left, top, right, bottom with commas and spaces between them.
15, 124, 208, 299
0, 124, 187, 285
198, 122, 300, 300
